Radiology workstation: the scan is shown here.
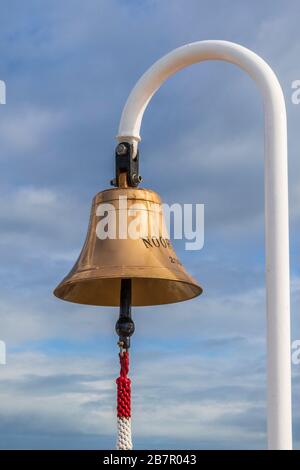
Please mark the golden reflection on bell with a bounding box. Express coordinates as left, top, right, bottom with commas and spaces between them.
54, 186, 202, 307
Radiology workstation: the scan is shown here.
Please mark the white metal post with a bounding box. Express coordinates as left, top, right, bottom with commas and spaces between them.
116, 41, 292, 450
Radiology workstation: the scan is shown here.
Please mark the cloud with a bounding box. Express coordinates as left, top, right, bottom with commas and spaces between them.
0, 107, 66, 155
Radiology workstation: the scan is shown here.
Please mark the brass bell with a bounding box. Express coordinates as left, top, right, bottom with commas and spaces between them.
54, 142, 202, 308
54, 185, 202, 307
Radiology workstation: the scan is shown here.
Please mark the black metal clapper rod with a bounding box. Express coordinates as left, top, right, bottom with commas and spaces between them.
115, 279, 135, 350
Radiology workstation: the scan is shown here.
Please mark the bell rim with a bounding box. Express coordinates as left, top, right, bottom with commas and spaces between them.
54, 275, 203, 307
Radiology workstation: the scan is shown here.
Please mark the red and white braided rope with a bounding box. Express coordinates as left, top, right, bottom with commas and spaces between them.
116, 351, 132, 450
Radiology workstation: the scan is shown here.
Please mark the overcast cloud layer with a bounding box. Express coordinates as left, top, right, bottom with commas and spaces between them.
0, 0, 299, 449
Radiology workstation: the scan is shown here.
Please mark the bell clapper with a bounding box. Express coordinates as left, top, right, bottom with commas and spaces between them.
115, 278, 134, 450
115, 279, 135, 351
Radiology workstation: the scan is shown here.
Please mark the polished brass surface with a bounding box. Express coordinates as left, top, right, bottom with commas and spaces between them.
54, 187, 202, 306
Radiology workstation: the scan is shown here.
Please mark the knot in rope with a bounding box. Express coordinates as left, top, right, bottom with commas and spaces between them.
116, 351, 131, 418
116, 351, 132, 450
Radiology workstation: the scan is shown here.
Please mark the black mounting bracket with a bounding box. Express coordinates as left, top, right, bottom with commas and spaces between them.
111, 142, 142, 188
115, 279, 135, 350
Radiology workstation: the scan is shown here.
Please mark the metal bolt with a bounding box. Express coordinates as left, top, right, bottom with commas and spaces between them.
116, 143, 128, 156
132, 174, 142, 185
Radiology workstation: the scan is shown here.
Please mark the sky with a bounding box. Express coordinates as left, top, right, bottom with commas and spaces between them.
0, 0, 299, 450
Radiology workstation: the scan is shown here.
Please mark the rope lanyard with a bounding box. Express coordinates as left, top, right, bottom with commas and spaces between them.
116, 350, 132, 450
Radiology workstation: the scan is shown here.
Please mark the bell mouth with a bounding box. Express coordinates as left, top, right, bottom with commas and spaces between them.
54, 274, 202, 307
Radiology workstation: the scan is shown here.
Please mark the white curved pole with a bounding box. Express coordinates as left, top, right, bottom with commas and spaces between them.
117, 40, 292, 450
